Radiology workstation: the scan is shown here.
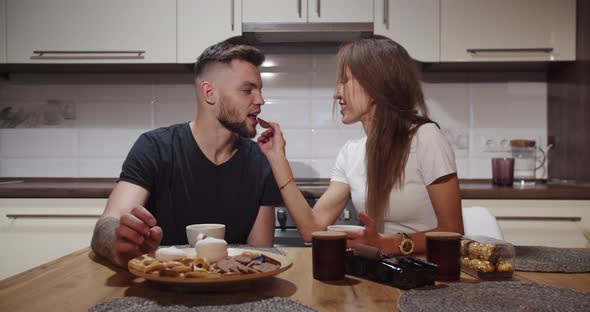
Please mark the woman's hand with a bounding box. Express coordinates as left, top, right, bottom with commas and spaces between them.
257, 122, 287, 163
345, 212, 383, 250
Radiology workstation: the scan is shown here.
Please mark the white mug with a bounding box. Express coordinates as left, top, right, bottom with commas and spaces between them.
326, 225, 364, 238
186, 224, 225, 247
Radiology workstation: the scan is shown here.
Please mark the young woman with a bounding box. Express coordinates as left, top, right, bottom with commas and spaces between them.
257, 36, 463, 256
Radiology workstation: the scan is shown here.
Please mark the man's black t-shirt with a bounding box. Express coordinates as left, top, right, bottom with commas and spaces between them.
119, 122, 282, 245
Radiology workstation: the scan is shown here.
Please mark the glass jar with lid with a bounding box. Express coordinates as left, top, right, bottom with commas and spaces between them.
510, 139, 545, 188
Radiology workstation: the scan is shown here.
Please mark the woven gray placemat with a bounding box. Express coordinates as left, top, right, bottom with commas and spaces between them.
399, 282, 590, 312
89, 297, 317, 312
171, 245, 287, 256
515, 246, 590, 272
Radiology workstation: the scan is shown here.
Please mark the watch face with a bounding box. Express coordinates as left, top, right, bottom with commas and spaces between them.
401, 241, 413, 253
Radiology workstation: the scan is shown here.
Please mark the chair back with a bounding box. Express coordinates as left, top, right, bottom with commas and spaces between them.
462, 206, 504, 240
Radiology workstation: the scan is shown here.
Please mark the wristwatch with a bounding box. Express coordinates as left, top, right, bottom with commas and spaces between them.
399, 233, 415, 256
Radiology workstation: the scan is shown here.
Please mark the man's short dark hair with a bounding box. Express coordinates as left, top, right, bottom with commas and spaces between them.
194, 37, 265, 78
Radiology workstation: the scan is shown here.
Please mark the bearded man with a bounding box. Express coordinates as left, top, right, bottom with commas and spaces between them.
90, 39, 281, 267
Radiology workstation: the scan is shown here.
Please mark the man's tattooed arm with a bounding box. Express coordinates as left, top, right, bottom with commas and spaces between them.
90, 216, 119, 265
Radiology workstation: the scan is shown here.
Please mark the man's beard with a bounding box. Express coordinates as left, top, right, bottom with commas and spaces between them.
218, 101, 256, 138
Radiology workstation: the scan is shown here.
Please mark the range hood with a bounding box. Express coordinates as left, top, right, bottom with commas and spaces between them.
242, 23, 373, 43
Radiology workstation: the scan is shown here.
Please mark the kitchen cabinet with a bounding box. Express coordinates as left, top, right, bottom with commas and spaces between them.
243, 0, 307, 23
307, 0, 373, 23
374, 0, 440, 62
177, 0, 242, 64
0, 198, 106, 280
6, 0, 176, 63
441, 0, 576, 61
243, 0, 373, 23
462, 199, 590, 248
0, 0, 5, 63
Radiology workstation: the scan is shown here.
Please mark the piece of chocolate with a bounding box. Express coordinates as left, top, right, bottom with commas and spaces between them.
262, 254, 281, 266
234, 256, 252, 264
257, 117, 271, 128
252, 262, 279, 273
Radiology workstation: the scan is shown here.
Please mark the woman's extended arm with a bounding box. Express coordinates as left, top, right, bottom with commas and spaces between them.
258, 123, 351, 242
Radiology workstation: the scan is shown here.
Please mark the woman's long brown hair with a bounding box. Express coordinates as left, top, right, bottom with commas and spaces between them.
336, 36, 436, 232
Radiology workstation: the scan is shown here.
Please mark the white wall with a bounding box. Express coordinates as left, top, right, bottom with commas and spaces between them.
0, 47, 547, 179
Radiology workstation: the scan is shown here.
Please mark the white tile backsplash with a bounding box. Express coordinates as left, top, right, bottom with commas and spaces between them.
0, 49, 548, 179
155, 83, 196, 101
313, 49, 339, 72
282, 129, 312, 159
262, 52, 314, 72
470, 82, 547, 129
310, 159, 337, 179
423, 82, 470, 129
80, 85, 151, 103
77, 99, 152, 128
78, 129, 146, 157
1, 83, 39, 101
0, 129, 78, 157
260, 72, 312, 99
154, 98, 195, 128
455, 157, 470, 179
79, 158, 124, 177
311, 129, 365, 158
260, 99, 312, 129
289, 159, 316, 178
311, 70, 337, 98
469, 157, 493, 179
0, 158, 79, 177
311, 97, 365, 131
310, 97, 339, 128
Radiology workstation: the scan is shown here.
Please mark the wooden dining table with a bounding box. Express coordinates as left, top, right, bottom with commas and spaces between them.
1, 247, 589, 312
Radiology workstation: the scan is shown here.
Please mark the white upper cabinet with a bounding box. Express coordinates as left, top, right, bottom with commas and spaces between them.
0, 0, 6, 63
243, 0, 373, 23
243, 0, 307, 23
374, 0, 440, 62
441, 0, 576, 62
178, 0, 242, 64
307, 0, 373, 23
6, 0, 176, 63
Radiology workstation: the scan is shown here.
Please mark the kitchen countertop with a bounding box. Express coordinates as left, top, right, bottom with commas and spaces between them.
0, 178, 589, 200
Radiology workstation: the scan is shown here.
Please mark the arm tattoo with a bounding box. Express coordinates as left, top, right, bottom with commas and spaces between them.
90, 216, 119, 262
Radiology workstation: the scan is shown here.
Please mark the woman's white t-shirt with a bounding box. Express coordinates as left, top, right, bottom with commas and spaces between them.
331, 123, 456, 234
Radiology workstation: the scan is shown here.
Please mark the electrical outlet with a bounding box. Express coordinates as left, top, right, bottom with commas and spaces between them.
472, 129, 546, 157
477, 135, 510, 154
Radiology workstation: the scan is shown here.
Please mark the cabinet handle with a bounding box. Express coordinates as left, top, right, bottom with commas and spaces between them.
496, 216, 581, 222
31, 50, 145, 60
316, 0, 320, 17
6, 214, 102, 219
383, 0, 389, 29
298, 0, 302, 18
0, 180, 24, 185
231, 0, 235, 31
467, 48, 554, 54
